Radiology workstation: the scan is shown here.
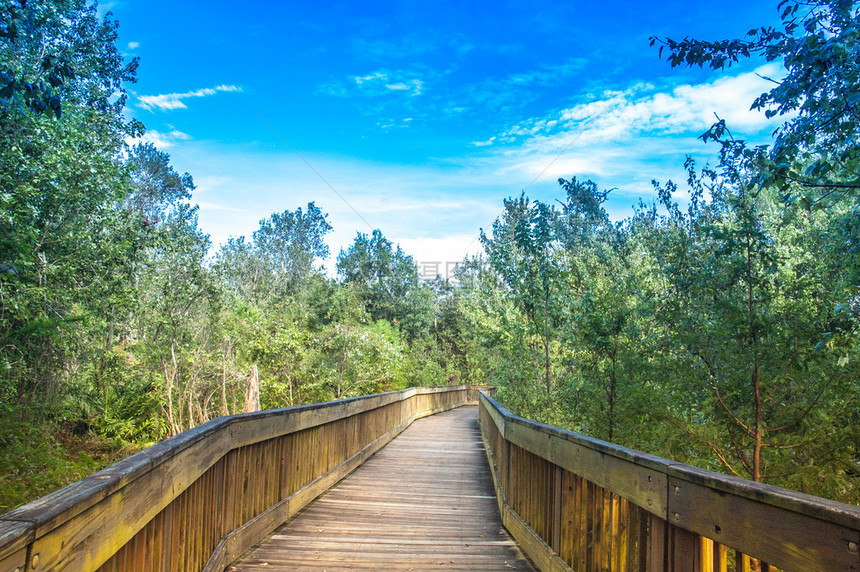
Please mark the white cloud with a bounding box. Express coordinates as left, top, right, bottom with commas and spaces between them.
352, 36, 438, 61
126, 129, 191, 149
383, 79, 423, 95
191, 175, 234, 194
137, 84, 242, 112
354, 71, 388, 85
454, 43, 475, 57
472, 136, 496, 147
376, 116, 415, 130
488, 64, 782, 156
326, 70, 425, 98
337, 195, 490, 216
162, 143, 506, 266
508, 60, 589, 87
318, 83, 348, 97
462, 59, 589, 111
452, 64, 789, 211
127, 41, 139, 50
157, 65, 787, 276
501, 154, 612, 180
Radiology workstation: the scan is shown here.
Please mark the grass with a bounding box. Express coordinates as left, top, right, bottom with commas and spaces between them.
0, 413, 142, 515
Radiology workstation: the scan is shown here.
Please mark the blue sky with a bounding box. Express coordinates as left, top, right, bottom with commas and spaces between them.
107, 0, 785, 277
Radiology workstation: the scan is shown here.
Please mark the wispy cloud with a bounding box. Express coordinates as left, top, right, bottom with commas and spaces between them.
137, 84, 242, 111
354, 71, 388, 85
385, 81, 422, 93
126, 128, 191, 149
127, 41, 139, 50
474, 64, 782, 153
472, 136, 496, 147
321, 69, 425, 97
353, 71, 423, 96
454, 63, 788, 213
376, 116, 414, 131
352, 36, 438, 61
149, 64, 786, 277
452, 42, 475, 57
350, 33, 479, 63
507, 60, 589, 87
461, 59, 588, 111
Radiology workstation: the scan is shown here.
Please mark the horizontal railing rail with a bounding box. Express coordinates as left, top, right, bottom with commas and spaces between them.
478, 391, 860, 572
0, 385, 489, 572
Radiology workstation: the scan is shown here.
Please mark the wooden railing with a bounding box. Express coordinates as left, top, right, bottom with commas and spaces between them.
478, 391, 860, 572
0, 385, 487, 572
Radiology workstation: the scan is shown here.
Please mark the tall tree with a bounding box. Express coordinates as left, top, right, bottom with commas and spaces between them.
1, 0, 138, 119
214, 202, 331, 311
645, 160, 858, 487
481, 195, 565, 395
135, 204, 217, 436
252, 203, 332, 292
0, 0, 140, 405
337, 229, 434, 340
651, 0, 860, 203
125, 142, 194, 226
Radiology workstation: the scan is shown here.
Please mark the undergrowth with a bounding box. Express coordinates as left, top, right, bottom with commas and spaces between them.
0, 407, 142, 515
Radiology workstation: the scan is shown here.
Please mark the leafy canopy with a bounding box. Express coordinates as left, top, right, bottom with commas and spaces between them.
651, 0, 860, 203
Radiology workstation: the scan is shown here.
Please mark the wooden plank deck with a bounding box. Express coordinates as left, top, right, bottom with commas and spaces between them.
231, 406, 535, 571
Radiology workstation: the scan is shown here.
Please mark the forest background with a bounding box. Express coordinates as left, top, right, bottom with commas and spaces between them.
2, 0, 859, 513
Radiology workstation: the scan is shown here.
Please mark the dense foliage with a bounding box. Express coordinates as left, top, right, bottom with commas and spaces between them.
475, 167, 859, 499
1, 0, 858, 512
651, 0, 860, 204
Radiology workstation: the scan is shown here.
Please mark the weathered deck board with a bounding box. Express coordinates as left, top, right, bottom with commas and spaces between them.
232, 406, 535, 571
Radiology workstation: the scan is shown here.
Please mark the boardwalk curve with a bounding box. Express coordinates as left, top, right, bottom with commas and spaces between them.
232, 406, 534, 571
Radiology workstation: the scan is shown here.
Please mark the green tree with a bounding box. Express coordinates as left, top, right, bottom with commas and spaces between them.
645, 160, 859, 489
651, 0, 860, 203
134, 205, 218, 436
556, 179, 653, 444
125, 142, 194, 225
214, 203, 332, 308
212, 204, 334, 412
0, 0, 138, 119
302, 319, 407, 402
453, 255, 547, 418
252, 203, 332, 293
0, 0, 140, 406
481, 195, 565, 395
337, 229, 434, 340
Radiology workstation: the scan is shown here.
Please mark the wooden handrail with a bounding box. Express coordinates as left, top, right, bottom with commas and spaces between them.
478, 391, 860, 572
0, 385, 490, 572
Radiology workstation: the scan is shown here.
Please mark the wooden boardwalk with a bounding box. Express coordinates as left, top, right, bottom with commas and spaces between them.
232, 406, 535, 571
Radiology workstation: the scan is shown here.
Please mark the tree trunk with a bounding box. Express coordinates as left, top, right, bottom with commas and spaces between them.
162, 342, 181, 436
220, 349, 229, 416
543, 290, 551, 395
747, 231, 763, 483
609, 340, 617, 443
243, 364, 260, 413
